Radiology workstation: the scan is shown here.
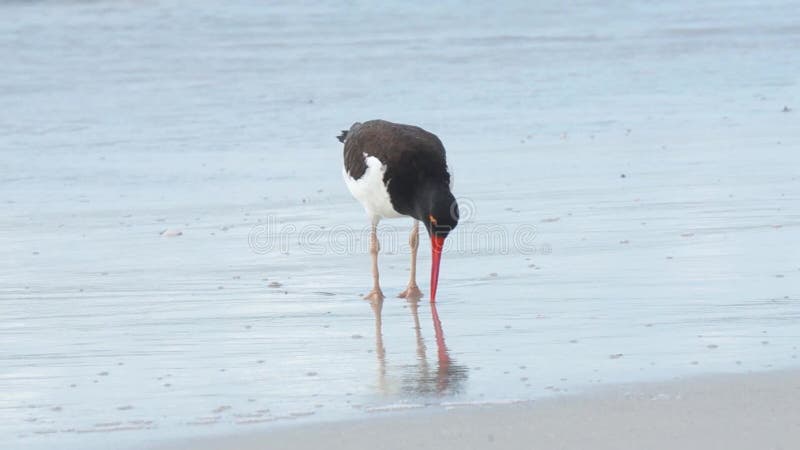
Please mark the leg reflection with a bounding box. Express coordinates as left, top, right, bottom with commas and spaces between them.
369, 297, 387, 394
368, 298, 467, 397
403, 299, 467, 396
407, 298, 431, 385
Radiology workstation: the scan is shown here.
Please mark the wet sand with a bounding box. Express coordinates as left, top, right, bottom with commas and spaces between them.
2, 0, 799, 448
153, 370, 800, 450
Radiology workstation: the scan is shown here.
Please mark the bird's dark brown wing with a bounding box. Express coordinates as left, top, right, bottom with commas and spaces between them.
341, 120, 451, 217
342, 120, 447, 180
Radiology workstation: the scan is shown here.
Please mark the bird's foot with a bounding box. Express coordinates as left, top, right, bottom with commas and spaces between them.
364, 288, 385, 301
398, 284, 423, 300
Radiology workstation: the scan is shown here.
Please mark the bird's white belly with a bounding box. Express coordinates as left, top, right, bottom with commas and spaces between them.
343, 155, 404, 220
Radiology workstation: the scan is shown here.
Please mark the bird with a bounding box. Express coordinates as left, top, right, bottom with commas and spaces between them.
340, 120, 458, 303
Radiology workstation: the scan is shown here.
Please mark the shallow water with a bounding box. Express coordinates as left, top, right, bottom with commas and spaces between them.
2, 0, 799, 448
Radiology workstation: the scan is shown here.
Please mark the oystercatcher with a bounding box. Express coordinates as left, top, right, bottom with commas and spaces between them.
339, 120, 458, 302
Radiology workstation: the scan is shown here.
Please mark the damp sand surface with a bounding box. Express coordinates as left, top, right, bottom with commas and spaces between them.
2, 0, 800, 449
152, 370, 800, 450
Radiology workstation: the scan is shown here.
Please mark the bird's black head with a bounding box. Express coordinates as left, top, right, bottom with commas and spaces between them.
415, 183, 458, 304
419, 187, 459, 239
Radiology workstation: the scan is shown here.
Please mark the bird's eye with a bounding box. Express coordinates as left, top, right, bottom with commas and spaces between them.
428, 215, 437, 225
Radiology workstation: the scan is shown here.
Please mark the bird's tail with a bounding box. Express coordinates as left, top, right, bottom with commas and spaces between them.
337, 122, 362, 143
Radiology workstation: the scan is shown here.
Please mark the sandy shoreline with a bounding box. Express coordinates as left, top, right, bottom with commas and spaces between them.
4, 1, 799, 448
149, 370, 800, 450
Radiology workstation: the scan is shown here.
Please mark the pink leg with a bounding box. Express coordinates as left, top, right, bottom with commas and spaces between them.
399, 221, 423, 300
364, 220, 384, 301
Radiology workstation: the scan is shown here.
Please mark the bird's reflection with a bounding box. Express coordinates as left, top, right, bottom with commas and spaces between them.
368, 297, 468, 397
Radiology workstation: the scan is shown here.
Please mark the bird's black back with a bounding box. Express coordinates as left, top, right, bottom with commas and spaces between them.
341, 120, 452, 218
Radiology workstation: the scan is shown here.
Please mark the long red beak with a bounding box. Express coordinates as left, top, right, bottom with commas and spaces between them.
430, 235, 445, 303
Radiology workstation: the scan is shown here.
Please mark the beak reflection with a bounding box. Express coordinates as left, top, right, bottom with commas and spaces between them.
368, 297, 468, 396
